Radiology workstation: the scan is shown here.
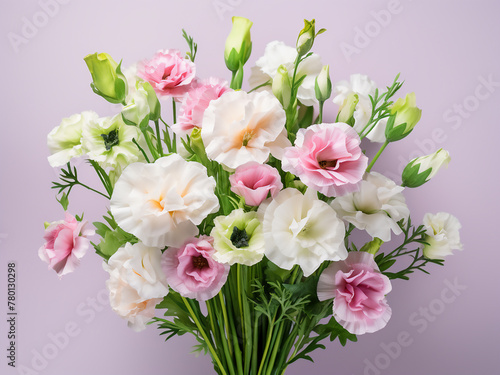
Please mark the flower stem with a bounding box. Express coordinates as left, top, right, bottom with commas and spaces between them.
366, 140, 389, 173
182, 297, 227, 375
154, 120, 164, 156
318, 101, 324, 124
172, 98, 177, 124
257, 315, 276, 375
218, 291, 233, 357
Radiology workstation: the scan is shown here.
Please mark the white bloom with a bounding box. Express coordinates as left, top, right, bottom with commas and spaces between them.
110, 154, 219, 248
82, 113, 143, 169
332, 172, 410, 241
122, 85, 151, 126
332, 74, 387, 143
47, 111, 98, 167
422, 212, 463, 260
211, 208, 265, 266
201, 90, 289, 170
123, 63, 141, 99
248, 41, 323, 106
402, 149, 451, 188
258, 188, 347, 277
103, 242, 169, 332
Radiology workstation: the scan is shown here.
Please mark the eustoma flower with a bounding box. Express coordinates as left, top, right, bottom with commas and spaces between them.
333, 74, 387, 142
249, 41, 323, 106
174, 78, 231, 135
138, 49, 196, 99
229, 162, 283, 206
39, 212, 94, 277
201, 91, 289, 169
47, 111, 98, 167
259, 188, 347, 276
282, 123, 368, 197
161, 236, 230, 301
211, 209, 265, 266
82, 114, 143, 169
332, 172, 410, 241
421, 212, 463, 260
104, 242, 168, 332
110, 154, 219, 248
317, 251, 392, 335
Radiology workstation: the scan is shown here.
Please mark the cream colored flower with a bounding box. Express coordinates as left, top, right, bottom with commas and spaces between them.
201, 90, 289, 169
258, 188, 347, 277
422, 212, 463, 260
248, 41, 323, 106
332, 172, 410, 241
110, 154, 219, 248
103, 242, 169, 332
82, 113, 143, 169
47, 111, 98, 167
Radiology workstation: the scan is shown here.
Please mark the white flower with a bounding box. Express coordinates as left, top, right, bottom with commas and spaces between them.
422, 212, 463, 260
258, 188, 347, 277
103, 242, 169, 332
82, 113, 143, 169
201, 90, 289, 170
211, 208, 265, 266
47, 111, 98, 167
332, 172, 410, 241
248, 41, 323, 106
402, 149, 451, 188
332, 74, 387, 143
123, 63, 141, 99
110, 154, 219, 248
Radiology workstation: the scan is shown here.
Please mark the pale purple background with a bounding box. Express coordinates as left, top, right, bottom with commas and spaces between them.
1, 0, 499, 374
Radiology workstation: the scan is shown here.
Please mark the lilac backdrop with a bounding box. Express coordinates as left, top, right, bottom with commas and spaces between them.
1, 0, 498, 374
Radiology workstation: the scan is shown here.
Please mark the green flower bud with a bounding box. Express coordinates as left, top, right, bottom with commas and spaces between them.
385, 93, 422, 142
84, 52, 128, 104
224, 16, 253, 72
272, 65, 292, 108
401, 149, 451, 188
314, 65, 332, 102
296, 19, 315, 57
337, 92, 359, 125
360, 237, 384, 255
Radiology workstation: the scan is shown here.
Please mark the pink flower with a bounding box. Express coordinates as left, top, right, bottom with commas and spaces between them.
317, 251, 392, 335
282, 123, 368, 197
39, 212, 94, 277
138, 50, 196, 99
173, 78, 231, 135
229, 162, 283, 206
161, 236, 230, 301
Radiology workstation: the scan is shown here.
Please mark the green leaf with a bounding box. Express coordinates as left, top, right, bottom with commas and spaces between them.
314, 316, 358, 346
91, 212, 137, 260
56, 192, 69, 210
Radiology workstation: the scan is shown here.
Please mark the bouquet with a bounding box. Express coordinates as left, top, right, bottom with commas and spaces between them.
39, 16, 463, 375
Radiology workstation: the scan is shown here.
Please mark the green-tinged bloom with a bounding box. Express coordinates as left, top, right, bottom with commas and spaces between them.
360, 237, 384, 255
272, 65, 292, 108
314, 65, 332, 102
385, 93, 422, 142
82, 113, 143, 169
402, 149, 451, 188
224, 16, 253, 72
211, 208, 264, 266
84, 52, 128, 104
296, 19, 325, 57
337, 92, 359, 125
122, 82, 161, 129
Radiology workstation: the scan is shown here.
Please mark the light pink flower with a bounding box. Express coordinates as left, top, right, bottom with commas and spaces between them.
161, 236, 230, 301
39, 212, 94, 277
173, 78, 231, 135
282, 123, 368, 197
138, 49, 196, 99
229, 162, 283, 206
317, 251, 392, 335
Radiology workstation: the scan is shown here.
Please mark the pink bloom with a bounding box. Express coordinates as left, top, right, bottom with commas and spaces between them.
282, 123, 368, 197
317, 251, 392, 335
138, 49, 196, 99
173, 78, 231, 135
229, 162, 283, 206
161, 236, 230, 301
39, 212, 94, 277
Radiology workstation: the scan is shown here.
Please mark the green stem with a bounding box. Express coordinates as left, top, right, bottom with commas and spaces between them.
207, 300, 235, 375
141, 129, 160, 160
248, 80, 271, 93
318, 100, 324, 124
366, 140, 389, 173
182, 297, 227, 375
154, 120, 164, 156
75, 182, 110, 199
132, 138, 150, 163
218, 292, 233, 357
257, 316, 275, 375
172, 99, 177, 124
